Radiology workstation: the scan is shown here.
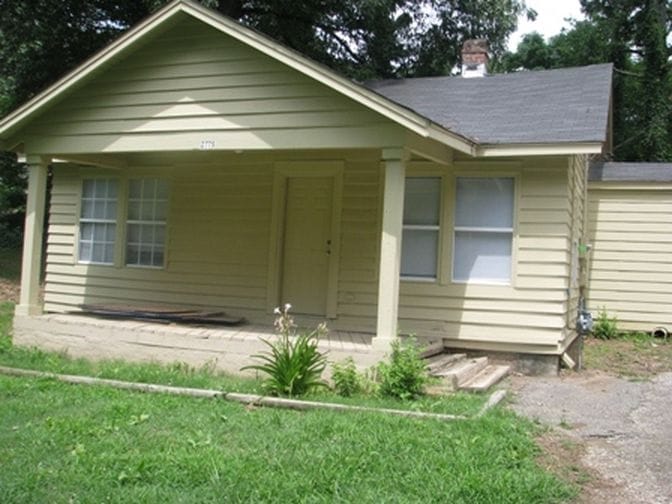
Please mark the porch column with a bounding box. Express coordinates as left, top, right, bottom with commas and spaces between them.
373, 148, 407, 351
16, 156, 49, 316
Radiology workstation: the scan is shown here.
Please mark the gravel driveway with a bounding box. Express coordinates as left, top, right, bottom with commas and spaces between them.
510, 371, 672, 504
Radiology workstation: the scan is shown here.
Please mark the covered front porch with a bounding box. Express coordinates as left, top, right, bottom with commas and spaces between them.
13, 312, 380, 374
15, 144, 450, 369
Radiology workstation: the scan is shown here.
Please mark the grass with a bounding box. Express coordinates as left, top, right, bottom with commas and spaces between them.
584, 332, 672, 378
0, 302, 485, 416
0, 375, 574, 503
0, 303, 577, 502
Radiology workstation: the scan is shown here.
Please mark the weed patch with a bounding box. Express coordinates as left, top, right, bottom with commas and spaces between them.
584, 332, 672, 378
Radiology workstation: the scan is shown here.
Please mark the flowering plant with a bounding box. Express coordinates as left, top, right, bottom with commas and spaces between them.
242, 304, 328, 396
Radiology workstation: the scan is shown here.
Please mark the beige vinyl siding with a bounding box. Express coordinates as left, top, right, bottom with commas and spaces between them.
22, 15, 401, 154
44, 151, 383, 330
334, 156, 576, 352
394, 157, 573, 353
45, 152, 579, 355
335, 156, 382, 332
586, 184, 672, 332
45, 162, 273, 318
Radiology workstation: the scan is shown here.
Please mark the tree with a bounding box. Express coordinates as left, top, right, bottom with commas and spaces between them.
496, 1, 672, 162
0, 0, 529, 241
496, 32, 552, 70
632, 0, 671, 160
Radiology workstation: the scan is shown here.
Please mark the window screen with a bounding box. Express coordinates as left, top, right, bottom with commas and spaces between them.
126, 179, 169, 268
453, 177, 514, 283
401, 178, 441, 279
79, 179, 118, 264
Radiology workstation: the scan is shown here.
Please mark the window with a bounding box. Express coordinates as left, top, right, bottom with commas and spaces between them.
79, 179, 118, 264
126, 178, 169, 268
401, 177, 441, 280
453, 177, 514, 283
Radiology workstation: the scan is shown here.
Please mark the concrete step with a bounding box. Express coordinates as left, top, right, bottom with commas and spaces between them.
461, 364, 511, 393
426, 352, 468, 374
433, 356, 489, 389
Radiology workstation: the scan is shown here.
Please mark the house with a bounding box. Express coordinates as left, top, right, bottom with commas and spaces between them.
0, 0, 613, 374
587, 162, 672, 336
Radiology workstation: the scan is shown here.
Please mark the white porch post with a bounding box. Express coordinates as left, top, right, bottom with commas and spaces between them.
16, 156, 49, 316
373, 148, 407, 351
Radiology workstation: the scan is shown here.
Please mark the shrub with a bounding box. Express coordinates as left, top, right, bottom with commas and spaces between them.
242, 304, 328, 397
377, 337, 429, 400
331, 357, 361, 397
592, 308, 618, 340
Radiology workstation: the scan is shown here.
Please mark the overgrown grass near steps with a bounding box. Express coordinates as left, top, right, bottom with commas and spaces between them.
0, 302, 485, 416
0, 302, 575, 502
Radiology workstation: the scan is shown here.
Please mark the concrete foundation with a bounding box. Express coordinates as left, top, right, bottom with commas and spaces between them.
13, 314, 384, 375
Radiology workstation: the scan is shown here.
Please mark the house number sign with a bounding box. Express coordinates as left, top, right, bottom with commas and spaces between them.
199, 140, 216, 150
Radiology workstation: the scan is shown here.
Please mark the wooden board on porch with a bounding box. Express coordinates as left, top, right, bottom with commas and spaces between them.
79, 304, 246, 326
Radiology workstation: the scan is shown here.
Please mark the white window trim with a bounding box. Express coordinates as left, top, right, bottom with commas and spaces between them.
74, 168, 172, 270
400, 173, 444, 283
125, 178, 170, 269
450, 173, 519, 286
77, 178, 118, 266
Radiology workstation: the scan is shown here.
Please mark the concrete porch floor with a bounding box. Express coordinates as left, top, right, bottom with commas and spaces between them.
13, 313, 384, 375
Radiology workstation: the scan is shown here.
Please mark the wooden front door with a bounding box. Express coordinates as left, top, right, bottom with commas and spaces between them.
281, 176, 334, 316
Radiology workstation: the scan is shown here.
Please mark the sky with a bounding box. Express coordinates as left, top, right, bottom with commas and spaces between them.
508, 0, 584, 51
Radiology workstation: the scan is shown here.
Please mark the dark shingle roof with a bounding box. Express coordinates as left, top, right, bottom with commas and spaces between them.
366, 64, 613, 145
589, 162, 672, 183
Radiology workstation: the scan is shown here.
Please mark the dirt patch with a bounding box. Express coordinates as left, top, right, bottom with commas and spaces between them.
584, 336, 672, 378
0, 279, 19, 303
534, 430, 621, 504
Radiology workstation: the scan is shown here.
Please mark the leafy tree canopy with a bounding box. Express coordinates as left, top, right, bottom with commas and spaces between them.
0, 0, 530, 114
0, 0, 529, 240
496, 0, 672, 162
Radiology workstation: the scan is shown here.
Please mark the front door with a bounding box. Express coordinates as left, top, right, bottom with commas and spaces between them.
281, 176, 333, 316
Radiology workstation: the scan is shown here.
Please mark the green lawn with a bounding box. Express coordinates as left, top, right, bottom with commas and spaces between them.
0, 375, 573, 503
0, 303, 575, 502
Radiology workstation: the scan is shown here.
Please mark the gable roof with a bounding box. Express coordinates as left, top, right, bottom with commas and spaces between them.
367, 64, 613, 146
0, 0, 475, 155
589, 162, 672, 183
0, 0, 612, 157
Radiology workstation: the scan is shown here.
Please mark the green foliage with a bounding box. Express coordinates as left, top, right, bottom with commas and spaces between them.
242, 305, 328, 397
0, 0, 527, 241
243, 331, 328, 397
592, 308, 619, 340
632, 0, 672, 161
377, 338, 429, 400
496, 1, 672, 162
0, 153, 26, 249
0, 0, 528, 95
331, 357, 362, 397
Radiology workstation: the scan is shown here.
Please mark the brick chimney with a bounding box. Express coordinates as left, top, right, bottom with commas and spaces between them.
461, 39, 489, 78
